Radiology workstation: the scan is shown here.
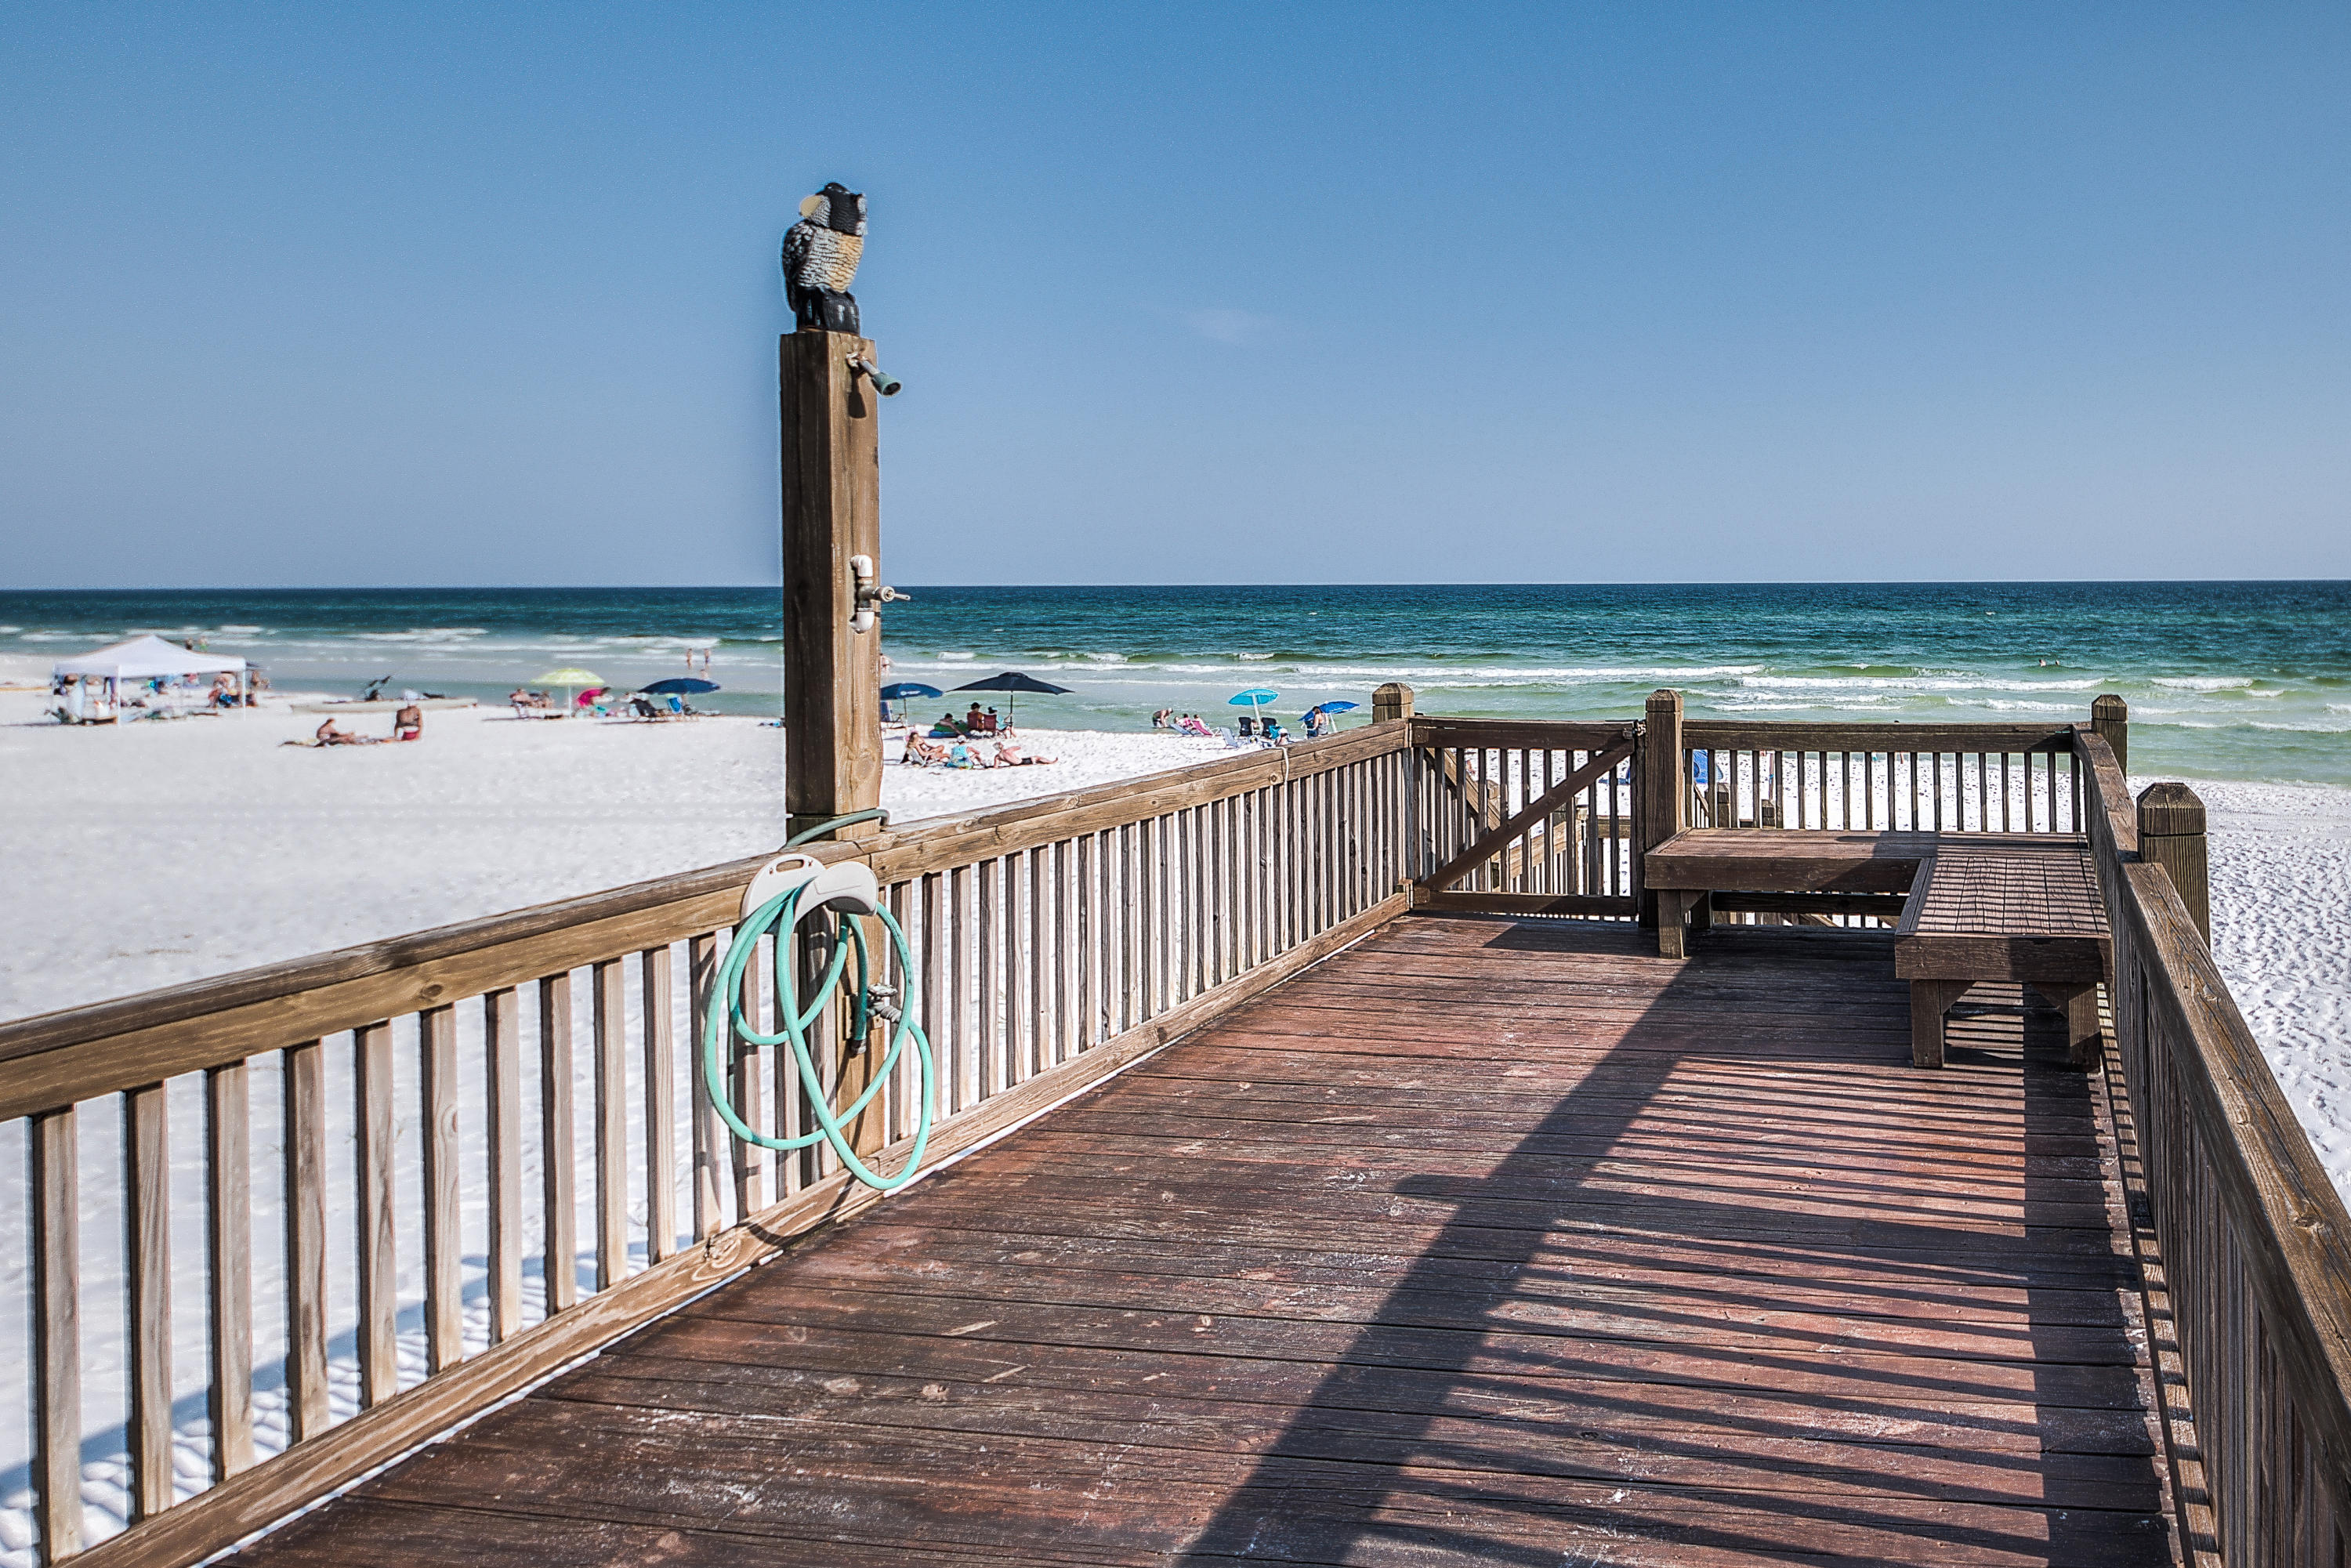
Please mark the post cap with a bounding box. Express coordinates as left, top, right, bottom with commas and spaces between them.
2136, 781, 2205, 836
1646, 688, 1683, 715
2092, 693, 2128, 720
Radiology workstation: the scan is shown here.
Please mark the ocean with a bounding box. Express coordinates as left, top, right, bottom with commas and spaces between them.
4, 581, 2347, 785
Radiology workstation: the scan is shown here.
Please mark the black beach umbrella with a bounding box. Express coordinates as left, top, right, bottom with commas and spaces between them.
951, 670, 1073, 726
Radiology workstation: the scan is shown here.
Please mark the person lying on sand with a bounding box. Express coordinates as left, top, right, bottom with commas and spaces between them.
284, 719, 375, 748
393, 704, 423, 742
994, 741, 1058, 766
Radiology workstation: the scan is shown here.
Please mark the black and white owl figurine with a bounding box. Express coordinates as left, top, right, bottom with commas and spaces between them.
781, 182, 866, 335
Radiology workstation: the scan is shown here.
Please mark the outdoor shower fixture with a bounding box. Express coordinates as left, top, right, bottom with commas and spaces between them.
849, 357, 900, 396
848, 553, 908, 633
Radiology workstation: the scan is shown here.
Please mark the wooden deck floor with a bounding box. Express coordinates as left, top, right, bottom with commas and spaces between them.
225, 917, 2177, 1566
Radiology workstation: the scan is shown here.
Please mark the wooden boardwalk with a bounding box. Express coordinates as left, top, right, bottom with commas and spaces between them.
223, 917, 2177, 1567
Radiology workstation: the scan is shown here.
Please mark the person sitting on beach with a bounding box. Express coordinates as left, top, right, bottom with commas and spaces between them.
994, 741, 1059, 766
903, 733, 949, 766
1264, 718, 1288, 744
984, 707, 1004, 735
1302, 708, 1328, 739
392, 704, 423, 742
929, 713, 964, 737
965, 702, 986, 733
946, 740, 985, 768
314, 718, 368, 746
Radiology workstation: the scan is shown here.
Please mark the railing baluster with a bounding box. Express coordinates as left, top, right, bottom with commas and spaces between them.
592, 960, 628, 1287
206, 1060, 254, 1480
979, 855, 1001, 1094
281, 1038, 329, 1439
1006, 849, 1030, 1082
686, 936, 723, 1237
641, 946, 676, 1262
1052, 838, 1074, 1065
354, 1020, 398, 1407
945, 864, 969, 1110
31, 1103, 82, 1561
421, 1004, 462, 1372
485, 987, 525, 1338
126, 1078, 172, 1521
538, 974, 578, 1313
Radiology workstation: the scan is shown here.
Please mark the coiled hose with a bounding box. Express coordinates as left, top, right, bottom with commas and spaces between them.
700, 812, 934, 1193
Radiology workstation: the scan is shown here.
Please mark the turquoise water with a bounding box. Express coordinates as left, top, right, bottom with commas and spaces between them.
3, 582, 2346, 785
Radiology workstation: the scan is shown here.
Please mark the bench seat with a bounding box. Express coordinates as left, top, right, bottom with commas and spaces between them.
1895, 837, 2108, 1069
1646, 828, 2109, 1070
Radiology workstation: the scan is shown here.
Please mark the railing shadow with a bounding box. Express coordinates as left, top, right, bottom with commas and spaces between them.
1176, 920, 2170, 1565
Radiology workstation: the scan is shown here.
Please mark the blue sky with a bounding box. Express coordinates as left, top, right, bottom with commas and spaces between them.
3, 3, 2346, 586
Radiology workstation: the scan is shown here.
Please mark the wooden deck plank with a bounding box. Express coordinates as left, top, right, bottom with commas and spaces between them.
222, 918, 2175, 1567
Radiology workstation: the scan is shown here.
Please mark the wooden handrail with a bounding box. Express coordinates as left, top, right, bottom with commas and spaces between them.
2074, 727, 2351, 1557
1684, 720, 2076, 752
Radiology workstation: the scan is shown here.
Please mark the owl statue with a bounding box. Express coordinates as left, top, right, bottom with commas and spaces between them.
781, 182, 866, 335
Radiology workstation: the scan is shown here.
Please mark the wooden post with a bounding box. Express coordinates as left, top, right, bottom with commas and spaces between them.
781, 328, 884, 845
2092, 693, 2128, 777
1636, 689, 1686, 932
1372, 683, 1415, 723
781, 327, 887, 1158
2137, 782, 2210, 944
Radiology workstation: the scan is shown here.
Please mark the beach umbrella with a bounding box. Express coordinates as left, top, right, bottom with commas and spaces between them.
639, 677, 720, 694
1306, 699, 1360, 731
1228, 687, 1279, 730
533, 666, 603, 715
879, 680, 943, 725
952, 670, 1073, 726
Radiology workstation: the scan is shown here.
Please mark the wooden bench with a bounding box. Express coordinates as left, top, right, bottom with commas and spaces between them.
1646, 831, 1936, 959
1894, 836, 2109, 1070
1646, 829, 2108, 1070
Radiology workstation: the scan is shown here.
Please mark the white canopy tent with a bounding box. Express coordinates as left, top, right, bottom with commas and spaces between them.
51, 635, 253, 722
53, 634, 248, 680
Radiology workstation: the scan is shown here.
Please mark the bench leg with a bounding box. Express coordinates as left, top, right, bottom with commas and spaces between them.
2031, 983, 2103, 1069
1657, 891, 1690, 959
1911, 980, 1969, 1069
1688, 891, 1713, 934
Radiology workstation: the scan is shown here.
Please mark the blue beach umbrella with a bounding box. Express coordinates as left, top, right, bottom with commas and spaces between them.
638, 677, 720, 694
1228, 687, 1279, 730
879, 682, 944, 701
1306, 700, 1359, 732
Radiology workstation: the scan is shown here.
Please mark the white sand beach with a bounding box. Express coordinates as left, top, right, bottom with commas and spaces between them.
0, 676, 1220, 1022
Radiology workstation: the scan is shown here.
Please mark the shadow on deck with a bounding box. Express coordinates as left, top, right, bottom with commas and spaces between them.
223, 918, 2175, 1566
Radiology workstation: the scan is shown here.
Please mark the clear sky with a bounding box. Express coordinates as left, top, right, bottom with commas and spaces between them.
4, 3, 2346, 587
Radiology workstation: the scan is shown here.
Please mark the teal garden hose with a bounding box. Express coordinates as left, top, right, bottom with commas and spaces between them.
701, 825, 935, 1193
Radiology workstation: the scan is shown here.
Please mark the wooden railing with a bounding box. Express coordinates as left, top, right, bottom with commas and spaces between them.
1679, 720, 2085, 834
1404, 718, 1640, 917
2075, 730, 2351, 1562
0, 722, 1414, 1568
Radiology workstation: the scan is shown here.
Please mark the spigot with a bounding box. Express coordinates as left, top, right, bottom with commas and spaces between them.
849, 553, 908, 634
